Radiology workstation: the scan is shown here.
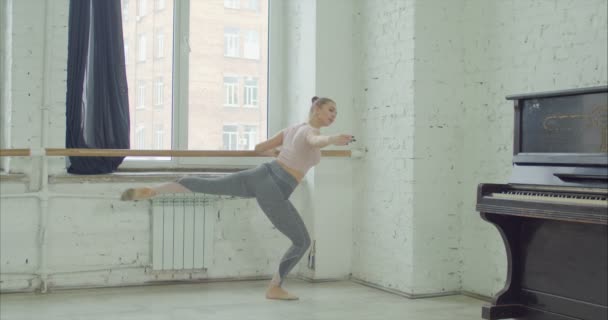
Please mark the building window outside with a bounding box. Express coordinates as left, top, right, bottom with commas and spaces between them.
137, 82, 146, 109
242, 125, 257, 150
135, 126, 146, 149
222, 125, 238, 150
138, 34, 147, 62
244, 0, 258, 11
224, 27, 240, 58
243, 30, 259, 60
122, 0, 129, 21
154, 78, 164, 106
124, 41, 129, 65
138, 0, 147, 18
224, 76, 239, 107
224, 0, 240, 9
243, 77, 258, 107
155, 126, 164, 150
155, 31, 164, 59
155, 0, 165, 11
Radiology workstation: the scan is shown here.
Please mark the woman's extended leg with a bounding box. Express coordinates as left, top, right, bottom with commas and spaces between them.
121, 167, 262, 200
257, 198, 311, 300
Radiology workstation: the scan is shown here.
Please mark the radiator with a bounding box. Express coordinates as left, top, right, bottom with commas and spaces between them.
151, 194, 214, 271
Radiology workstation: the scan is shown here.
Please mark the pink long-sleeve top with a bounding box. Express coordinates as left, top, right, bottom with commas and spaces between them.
276, 123, 321, 175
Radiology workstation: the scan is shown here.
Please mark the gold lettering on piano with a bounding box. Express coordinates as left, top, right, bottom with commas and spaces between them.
542, 104, 608, 152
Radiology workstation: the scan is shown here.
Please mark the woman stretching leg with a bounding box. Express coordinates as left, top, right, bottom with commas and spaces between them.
121, 97, 353, 300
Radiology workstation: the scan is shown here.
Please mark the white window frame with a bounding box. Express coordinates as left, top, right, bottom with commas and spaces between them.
123, 0, 283, 169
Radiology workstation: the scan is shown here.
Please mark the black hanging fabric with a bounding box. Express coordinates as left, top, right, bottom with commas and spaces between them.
65, 0, 130, 174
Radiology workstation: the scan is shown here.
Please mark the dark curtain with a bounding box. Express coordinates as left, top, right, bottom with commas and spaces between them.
66, 0, 130, 174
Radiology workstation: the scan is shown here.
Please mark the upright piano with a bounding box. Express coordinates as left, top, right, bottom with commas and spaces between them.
477, 86, 608, 320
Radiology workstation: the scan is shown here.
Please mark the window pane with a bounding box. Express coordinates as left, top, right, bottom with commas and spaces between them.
190, 0, 268, 150
122, 0, 173, 155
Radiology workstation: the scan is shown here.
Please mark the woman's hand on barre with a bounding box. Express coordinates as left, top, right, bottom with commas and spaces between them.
329, 134, 355, 146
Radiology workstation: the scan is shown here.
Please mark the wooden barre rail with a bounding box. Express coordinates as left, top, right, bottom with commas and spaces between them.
0, 148, 352, 158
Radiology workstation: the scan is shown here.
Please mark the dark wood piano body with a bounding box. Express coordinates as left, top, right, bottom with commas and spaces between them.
477, 86, 608, 320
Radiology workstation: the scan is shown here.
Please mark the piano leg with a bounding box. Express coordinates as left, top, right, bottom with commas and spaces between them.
480, 212, 526, 319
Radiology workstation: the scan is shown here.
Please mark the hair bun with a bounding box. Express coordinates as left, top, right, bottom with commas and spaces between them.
311, 96, 319, 103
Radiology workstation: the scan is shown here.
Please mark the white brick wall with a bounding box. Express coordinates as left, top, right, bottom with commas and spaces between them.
351, 0, 417, 294
460, 0, 608, 297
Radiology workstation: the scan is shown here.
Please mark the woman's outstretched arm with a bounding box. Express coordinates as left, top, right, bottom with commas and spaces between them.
306, 132, 353, 148
255, 130, 283, 156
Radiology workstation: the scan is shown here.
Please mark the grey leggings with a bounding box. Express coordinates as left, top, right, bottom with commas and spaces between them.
177, 160, 311, 286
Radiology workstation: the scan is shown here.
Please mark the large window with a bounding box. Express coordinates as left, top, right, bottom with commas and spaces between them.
121, 0, 270, 166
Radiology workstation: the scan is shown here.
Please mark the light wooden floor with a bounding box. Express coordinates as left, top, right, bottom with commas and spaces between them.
0, 280, 487, 320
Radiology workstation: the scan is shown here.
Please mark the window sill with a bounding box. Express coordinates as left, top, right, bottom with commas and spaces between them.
0, 173, 28, 183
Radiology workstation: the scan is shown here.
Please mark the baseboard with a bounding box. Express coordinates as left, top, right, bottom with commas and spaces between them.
350, 277, 461, 299
296, 275, 349, 283
460, 290, 493, 302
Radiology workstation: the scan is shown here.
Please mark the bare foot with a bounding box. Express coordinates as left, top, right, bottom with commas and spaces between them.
265, 285, 299, 300
120, 187, 157, 201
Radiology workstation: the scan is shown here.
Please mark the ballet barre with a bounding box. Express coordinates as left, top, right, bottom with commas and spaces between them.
0, 148, 353, 158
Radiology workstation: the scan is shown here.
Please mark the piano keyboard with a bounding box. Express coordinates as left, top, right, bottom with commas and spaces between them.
490, 190, 608, 207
